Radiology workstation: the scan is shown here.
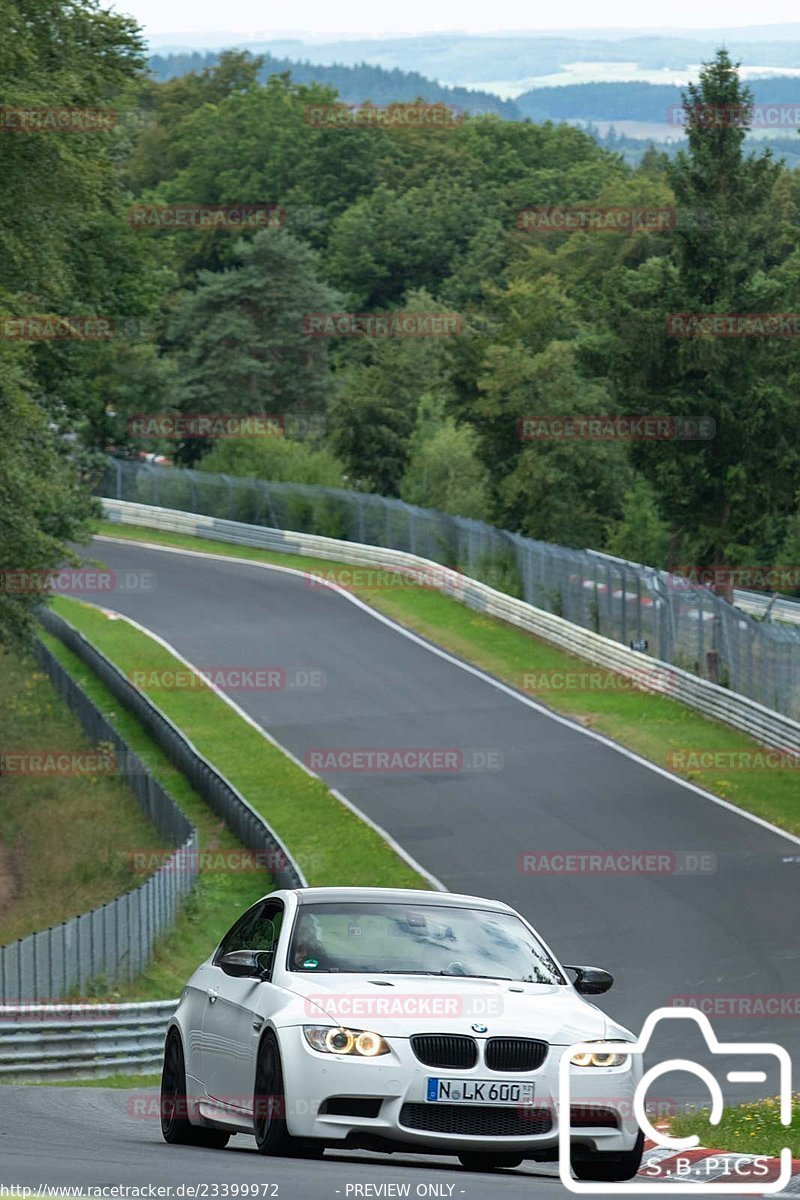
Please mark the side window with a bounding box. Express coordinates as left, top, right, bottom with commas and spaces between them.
217, 902, 283, 959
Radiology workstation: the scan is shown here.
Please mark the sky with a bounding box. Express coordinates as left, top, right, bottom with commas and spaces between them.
113, 0, 800, 42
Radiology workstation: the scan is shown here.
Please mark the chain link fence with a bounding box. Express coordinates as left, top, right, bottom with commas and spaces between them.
0, 637, 199, 1002
100, 458, 800, 722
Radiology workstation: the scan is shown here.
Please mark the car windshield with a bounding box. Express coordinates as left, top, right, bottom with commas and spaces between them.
288, 901, 565, 983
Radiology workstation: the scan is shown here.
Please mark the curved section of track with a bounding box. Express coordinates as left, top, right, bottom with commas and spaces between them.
4, 535, 797, 1190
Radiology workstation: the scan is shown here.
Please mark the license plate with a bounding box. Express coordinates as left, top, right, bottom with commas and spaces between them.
426, 1078, 534, 1105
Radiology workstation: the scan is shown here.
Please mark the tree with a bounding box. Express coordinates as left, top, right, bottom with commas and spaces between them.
328, 291, 459, 494
598, 52, 800, 587
400, 397, 490, 518
198, 435, 345, 487
0, 351, 96, 643
605, 478, 670, 566
167, 229, 344, 463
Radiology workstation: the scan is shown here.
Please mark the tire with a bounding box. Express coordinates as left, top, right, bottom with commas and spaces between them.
458, 1153, 524, 1171
161, 1030, 231, 1150
254, 1031, 323, 1158
571, 1131, 644, 1182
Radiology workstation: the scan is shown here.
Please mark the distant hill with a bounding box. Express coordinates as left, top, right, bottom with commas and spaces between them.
147, 50, 522, 119
515, 76, 800, 122
148, 32, 800, 86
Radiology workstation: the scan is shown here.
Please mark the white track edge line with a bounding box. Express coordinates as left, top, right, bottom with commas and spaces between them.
80, 594, 448, 892
94, 533, 800, 850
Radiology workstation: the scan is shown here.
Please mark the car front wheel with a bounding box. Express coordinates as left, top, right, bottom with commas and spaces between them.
161, 1031, 230, 1149
254, 1031, 323, 1158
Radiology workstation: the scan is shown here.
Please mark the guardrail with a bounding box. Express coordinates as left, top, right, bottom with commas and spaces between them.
734, 590, 800, 627
0, 1000, 176, 1081
38, 607, 307, 892
100, 458, 800, 723
0, 639, 198, 1003
101, 499, 800, 757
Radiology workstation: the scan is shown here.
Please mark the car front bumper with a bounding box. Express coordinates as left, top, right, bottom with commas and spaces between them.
280, 1027, 642, 1156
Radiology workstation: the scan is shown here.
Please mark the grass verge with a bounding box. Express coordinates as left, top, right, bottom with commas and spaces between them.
0, 645, 169, 945
670, 1096, 800, 1157
91, 520, 800, 836
36, 632, 271, 1001
47, 596, 426, 888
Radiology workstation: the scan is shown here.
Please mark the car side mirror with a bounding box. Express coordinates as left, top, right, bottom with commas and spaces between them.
219, 949, 274, 980
565, 965, 614, 995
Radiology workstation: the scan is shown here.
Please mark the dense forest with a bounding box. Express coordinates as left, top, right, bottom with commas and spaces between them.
4, 0, 800, 640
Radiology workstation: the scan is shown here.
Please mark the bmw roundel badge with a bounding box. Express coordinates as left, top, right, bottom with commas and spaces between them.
471, 1023, 488, 1033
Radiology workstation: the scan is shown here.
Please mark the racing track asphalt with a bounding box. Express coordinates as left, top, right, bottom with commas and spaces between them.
2, 535, 798, 1192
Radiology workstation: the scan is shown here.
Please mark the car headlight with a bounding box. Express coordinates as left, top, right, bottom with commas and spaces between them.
570, 1041, 629, 1068
303, 1025, 390, 1057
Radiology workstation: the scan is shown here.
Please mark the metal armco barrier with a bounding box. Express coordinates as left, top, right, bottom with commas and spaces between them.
100, 498, 800, 757
734, 590, 800, 627
38, 608, 306, 893
0, 640, 198, 1003
0, 1000, 176, 1081
101, 459, 800, 723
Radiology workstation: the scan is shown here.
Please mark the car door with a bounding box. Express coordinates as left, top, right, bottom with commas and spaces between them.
201, 899, 285, 1110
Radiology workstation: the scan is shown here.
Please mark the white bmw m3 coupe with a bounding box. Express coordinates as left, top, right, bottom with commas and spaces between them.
161, 886, 644, 1176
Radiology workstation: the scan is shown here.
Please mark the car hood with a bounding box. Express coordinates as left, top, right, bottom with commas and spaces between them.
281, 973, 632, 1044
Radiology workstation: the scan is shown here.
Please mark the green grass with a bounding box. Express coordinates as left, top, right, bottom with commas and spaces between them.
91, 519, 800, 835
48, 597, 426, 887
0, 645, 170, 946
43, 612, 426, 1001
38, 632, 271, 1001
23, 1071, 161, 1089
671, 1096, 800, 1157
